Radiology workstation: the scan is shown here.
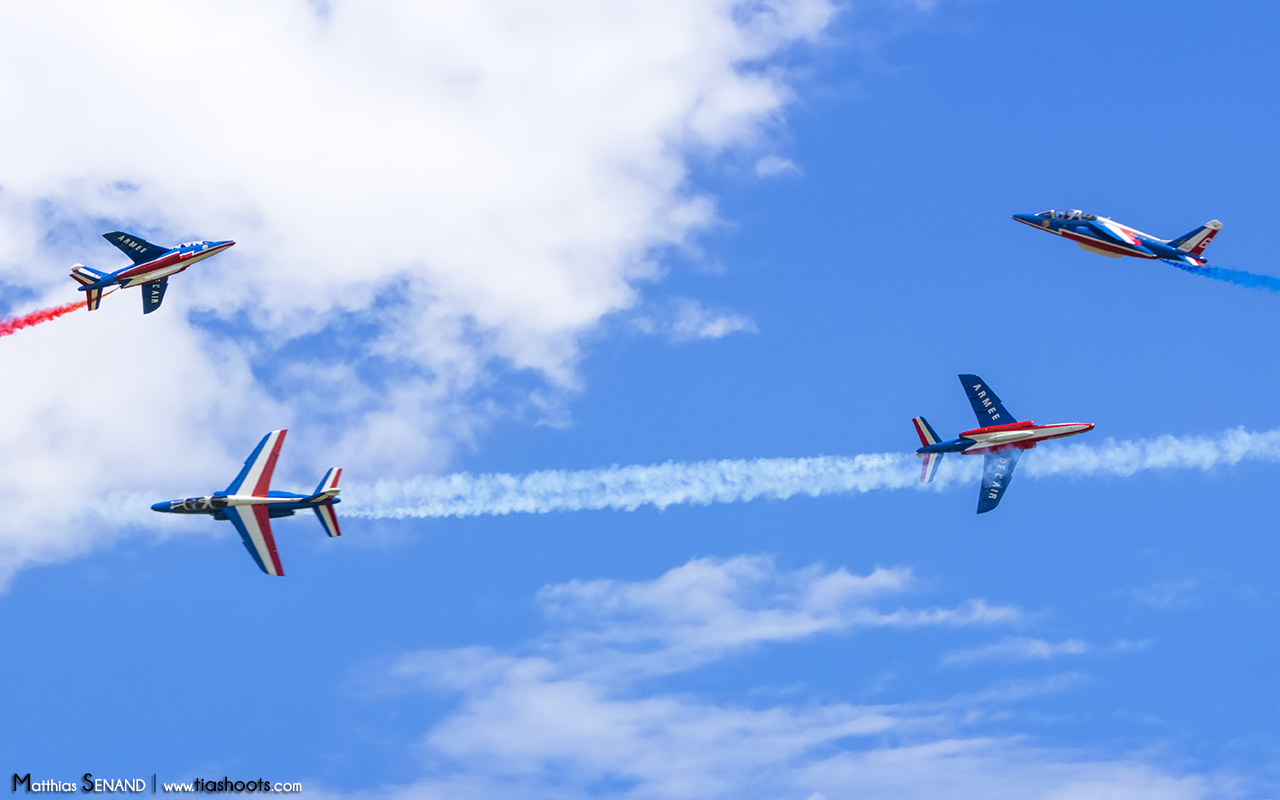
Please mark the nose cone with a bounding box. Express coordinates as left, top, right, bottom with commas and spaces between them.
151, 501, 171, 513
213, 240, 235, 250
1012, 214, 1039, 226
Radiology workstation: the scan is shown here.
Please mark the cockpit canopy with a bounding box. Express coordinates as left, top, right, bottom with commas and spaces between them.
1035, 209, 1096, 220
178, 496, 229, 511
176, 241, 207, 249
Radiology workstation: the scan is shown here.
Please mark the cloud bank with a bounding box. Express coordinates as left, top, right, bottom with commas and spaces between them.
0, 0, 834, 580
352, 555, 1220, 799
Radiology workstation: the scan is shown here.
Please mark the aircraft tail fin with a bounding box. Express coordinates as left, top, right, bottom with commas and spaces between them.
306, 467, 342, 503
70, 264, 107, 287
305, 468, 342, 537
85, 288, 104, 311
912, 416, 940, 447
1168, 220, 1222, 257
306, 467, 342, 537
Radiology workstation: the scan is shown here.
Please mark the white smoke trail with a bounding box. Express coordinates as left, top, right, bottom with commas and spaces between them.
343, 426, 1280, 519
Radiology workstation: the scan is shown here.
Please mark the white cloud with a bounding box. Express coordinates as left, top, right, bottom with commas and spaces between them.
1131, 579, 1200, 610
360, 556, 1222, 799
0, 0, 836, 580
632, 297, 758, 341
941, 637, 1093, 667
668, 297, 758, 340
754, 155, 802, 177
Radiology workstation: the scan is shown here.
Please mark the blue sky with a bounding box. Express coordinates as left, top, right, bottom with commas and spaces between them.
2, 1, 1279, 798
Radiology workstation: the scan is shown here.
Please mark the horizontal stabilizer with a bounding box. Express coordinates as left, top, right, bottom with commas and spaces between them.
919, 452, 942, 483
85, 288, 104, 311
313, 504, 342, 538
70, 264, 108, 287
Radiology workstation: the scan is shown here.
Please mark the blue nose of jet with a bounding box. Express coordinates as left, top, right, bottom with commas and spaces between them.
150, 501, 171, 512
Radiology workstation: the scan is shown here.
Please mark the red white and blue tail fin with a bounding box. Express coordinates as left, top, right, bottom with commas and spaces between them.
71, 264, 109, 311
912, 416, 943, 484
912, 416, 940, 447
1168, 220, 1222, 257
308, 468, 342, 538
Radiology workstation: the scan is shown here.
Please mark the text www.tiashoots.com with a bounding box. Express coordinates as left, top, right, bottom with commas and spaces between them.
12, 775, 301, 794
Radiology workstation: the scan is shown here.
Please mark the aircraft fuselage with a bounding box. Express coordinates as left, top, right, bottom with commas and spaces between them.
152, 490, 340, 520
1012, 210, 1219, 268
917, 420, 1094, 457
111, 240, 235, 287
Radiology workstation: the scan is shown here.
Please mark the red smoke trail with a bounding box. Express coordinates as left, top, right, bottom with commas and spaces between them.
0, 299, 89, 338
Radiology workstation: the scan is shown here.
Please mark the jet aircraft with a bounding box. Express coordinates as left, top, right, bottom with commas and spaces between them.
912, 375, 1093, 514
151, 430, 342, 576
1013, 210, 1221, 267
69, 231, 235, 314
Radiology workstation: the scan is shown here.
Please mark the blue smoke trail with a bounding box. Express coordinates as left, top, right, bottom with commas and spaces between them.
1167, 261, 1280, 292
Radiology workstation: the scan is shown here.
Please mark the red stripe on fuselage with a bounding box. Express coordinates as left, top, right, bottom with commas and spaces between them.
1058, 230, 1154, 258
115, 243, 233, 281
960, 420, 1036, 437
961, 424, 1092, 454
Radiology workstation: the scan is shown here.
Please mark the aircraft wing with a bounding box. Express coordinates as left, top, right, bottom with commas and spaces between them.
223, 505, 285, 576
959, 374, 1015, 426
141, 277, 168, 314
1087, 219, 1141, 247
977, 449, 1022, 514
225, 430, 287, 496
103, 231, 171, 265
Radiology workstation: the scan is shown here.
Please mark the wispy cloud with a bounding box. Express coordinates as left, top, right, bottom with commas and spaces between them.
345, 426, 1280, 519
941, 637, 1092, 667
754, 155, 802, 178
362, 556, 1220, 800
633, 297, 758, 342
1131, 579, 1200, 610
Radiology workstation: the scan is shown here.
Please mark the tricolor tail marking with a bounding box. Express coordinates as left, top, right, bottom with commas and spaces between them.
1170, 220, 1222, 256
912, 416, 939, 447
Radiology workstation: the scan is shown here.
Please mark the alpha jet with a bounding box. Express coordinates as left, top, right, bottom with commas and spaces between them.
1013, 210, 1221, 267
912, 375, 1093, 514
151, 430, 342, 576
69, 231, 235, 314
